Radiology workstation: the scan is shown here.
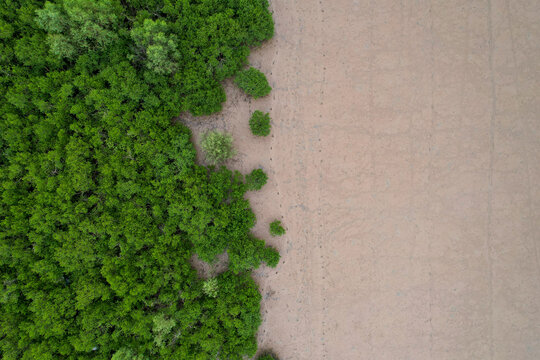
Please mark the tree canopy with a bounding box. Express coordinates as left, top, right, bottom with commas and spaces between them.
0, 0, 278, 359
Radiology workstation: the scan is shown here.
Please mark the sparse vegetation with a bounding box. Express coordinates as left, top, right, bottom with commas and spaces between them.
235, 67, 272, 98
270, 220, 286, 236
250, 110, 272, 136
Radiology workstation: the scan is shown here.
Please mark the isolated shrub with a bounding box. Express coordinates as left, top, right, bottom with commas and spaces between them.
270, 220, 286, 236
235, 67, 272, 98
263, 247, 281, 268
201, 130, 236, 165
250, 110, 271, 136
246, 168, 268, 190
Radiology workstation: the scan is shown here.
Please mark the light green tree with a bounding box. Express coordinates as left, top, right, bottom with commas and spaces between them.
131, 19, 180, 75
200, 130, 236, 165
152, 314, 176, 348
35, 0, 118, 59
203, 278, 219, 298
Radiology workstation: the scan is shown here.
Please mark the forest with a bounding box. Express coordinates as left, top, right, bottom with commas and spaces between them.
0, 0, 279, 359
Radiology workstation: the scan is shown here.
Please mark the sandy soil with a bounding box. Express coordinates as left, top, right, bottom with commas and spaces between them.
181, 0, 540, 358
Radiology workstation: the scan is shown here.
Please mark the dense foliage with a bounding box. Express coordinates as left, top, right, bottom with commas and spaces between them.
29, 0, 274, 116
200, 130, 236, 165
0, 0, 279, 359
235, 67, 272, 98
245, 168, 268, 191
269, 220, 286, 237
249, 110, 271, 136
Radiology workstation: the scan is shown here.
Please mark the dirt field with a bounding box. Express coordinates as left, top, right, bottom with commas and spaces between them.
183, 0, 540, 358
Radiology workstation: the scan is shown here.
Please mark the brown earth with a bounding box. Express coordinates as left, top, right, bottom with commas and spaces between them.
181, 0, 540, 358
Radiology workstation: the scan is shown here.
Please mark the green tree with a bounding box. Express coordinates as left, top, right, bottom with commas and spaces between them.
235, 67, 272, 98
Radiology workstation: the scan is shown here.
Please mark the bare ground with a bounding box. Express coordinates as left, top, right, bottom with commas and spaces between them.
181, 0, 540, 358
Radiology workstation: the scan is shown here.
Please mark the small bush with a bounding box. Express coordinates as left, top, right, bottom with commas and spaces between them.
269, 220, 285, 237
200, 130, 236, 165
235, 67, 271, 98
245, 168, 268, 190
249, 110, 271, 136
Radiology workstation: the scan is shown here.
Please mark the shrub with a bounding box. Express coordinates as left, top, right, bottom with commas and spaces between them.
258, 352, 279, 360
263, 247, 281, 268
249, 110, 271, 136
245, 168, 268, 190
200, 130, 236, 165
269, 220, 286, 236
235, 67, 271, 98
